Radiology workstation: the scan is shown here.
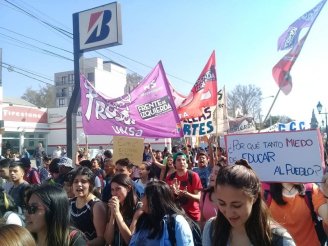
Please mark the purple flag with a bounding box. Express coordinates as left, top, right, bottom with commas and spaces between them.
80, 61, 183, 138
277, 0, 326, 51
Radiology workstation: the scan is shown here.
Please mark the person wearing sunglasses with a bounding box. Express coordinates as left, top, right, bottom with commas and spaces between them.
25, 184, 87, 246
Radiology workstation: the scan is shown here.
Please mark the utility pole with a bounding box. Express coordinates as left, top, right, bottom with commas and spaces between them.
0, 49, 3, 156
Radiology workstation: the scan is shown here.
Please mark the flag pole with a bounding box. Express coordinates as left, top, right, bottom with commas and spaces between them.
183, 136, 187, 147
215, 93, 219, 137
262, 89, 281, 128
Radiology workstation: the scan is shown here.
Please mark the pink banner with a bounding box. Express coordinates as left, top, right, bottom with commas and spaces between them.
80, 61, 183, 138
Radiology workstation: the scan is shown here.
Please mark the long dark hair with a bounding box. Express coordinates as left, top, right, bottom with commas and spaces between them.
135, 180, 186, 239
163, 155, 174, 179
110, 174, 138, 220
270, 183, 305, 205
212, 159, 272, 246
26, 184, 70, 246
203, 161, 226, 201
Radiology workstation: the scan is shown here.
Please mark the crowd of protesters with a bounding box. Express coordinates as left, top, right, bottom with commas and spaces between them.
1, 139, 328, 245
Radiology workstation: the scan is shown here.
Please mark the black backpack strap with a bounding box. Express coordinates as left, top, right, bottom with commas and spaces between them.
166, 214, 177, 245
187, 170, 193, 185
305, 189, 319, 223
169, 172, 176, 181
304, 185, 327, 246
202, 190, 208, 205
263, 189, 272, 206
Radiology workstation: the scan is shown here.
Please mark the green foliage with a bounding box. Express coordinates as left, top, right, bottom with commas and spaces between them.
125, 72, 143, 93
127, 72, 143, 84
21, 84, 56, 108
262, 115, 294, 128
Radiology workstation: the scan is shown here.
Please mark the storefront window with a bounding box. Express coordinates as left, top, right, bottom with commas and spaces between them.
1, 131, 47, 157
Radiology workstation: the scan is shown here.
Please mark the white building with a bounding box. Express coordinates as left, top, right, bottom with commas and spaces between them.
54, 57, 127, 107
0, 97, 48, 156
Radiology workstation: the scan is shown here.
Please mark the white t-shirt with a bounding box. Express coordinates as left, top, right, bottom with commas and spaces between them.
53, 149, 62, 158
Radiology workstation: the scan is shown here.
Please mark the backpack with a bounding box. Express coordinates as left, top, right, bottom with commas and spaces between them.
166, 214, 202, 246
69, 227, 88, 246
271, 227, 292, 246
0, 190, 25, 226
264, 183, 327, 246
168, 170, 194, 187
3, 209, 25, 227
26, 167, 41, 184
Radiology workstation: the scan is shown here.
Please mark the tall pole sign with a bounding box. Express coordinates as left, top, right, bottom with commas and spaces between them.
67, 2, 122, 158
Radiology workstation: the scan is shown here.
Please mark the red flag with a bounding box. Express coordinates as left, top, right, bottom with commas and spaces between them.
273, 0, 326, 95
272, 35, 306, 95
178, 51, 217, 119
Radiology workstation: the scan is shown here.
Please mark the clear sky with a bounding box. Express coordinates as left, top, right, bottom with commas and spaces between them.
1, 0, 328, 127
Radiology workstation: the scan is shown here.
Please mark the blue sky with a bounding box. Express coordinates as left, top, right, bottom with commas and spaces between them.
1, 0, 328, 126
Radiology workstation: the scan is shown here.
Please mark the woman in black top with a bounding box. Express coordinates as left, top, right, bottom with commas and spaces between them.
70, 166, 107, 246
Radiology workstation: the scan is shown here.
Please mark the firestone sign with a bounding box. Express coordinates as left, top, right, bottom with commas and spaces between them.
3, 106, 47, 123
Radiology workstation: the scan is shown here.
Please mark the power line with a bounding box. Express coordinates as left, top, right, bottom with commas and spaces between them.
0, 33, 73, 61
3, 0, 73, 38
14, 0, 72, 33
3, 62, 53, 82
106, 49, 193, 85
3, 0, 194, 86
1, 63, 53, 86
0, 27, 72, 54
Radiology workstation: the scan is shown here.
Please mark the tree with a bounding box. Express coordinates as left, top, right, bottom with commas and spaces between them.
227, 84, 262, 119
310, 109, 319, 129
21, 84, 56, 108
124, 72, 143, 93
261, 115, 294, 129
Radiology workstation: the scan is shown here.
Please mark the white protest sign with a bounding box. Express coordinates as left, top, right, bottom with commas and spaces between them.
225, 129, 324, 182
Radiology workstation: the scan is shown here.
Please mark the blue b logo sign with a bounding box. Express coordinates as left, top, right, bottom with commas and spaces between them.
76, 2, 122, 52
85, 10, 112, 44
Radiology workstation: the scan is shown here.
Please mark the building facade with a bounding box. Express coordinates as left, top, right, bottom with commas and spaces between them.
0, 97, 48, 156
54, 57, 127, 107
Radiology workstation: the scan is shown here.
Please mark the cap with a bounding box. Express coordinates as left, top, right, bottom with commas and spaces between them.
58, 157, 73, 168
173, 152, 187, 163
